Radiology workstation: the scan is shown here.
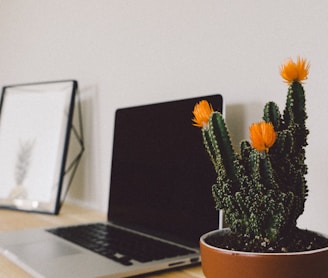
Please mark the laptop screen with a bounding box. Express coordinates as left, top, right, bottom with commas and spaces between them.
109, 94, 222, 247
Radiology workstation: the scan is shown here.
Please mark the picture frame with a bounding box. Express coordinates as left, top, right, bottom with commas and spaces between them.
0, 80, 82, 214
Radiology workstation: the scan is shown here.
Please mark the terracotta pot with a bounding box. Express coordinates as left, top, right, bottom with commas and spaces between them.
200, 228, 328, 278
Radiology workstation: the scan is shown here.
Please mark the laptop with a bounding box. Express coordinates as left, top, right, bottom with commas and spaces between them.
0, 94, 223, 278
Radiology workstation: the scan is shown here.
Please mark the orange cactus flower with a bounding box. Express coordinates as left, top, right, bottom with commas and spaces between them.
249, 121, 277, 152
192, 100, 214, 128
280, 56, 310, 84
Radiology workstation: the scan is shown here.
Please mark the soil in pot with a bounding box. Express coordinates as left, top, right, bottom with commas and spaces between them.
200, 229, 328, 278
205, 227, 328, 253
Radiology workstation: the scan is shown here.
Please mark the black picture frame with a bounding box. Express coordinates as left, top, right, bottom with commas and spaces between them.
0, 80, 83, 214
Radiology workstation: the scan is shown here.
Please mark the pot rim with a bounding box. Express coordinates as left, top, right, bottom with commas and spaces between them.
200, 228, 328, 256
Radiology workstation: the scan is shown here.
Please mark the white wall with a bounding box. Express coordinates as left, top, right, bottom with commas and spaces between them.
0, 0, 327, 233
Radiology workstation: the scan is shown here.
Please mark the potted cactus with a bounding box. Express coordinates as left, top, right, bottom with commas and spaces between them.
192, 57, 328, 278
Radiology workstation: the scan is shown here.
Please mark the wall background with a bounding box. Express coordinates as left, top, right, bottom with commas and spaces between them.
0, 0, 327, 233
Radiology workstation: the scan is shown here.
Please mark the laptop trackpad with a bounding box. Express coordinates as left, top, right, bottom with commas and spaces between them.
8, 240, 80, 265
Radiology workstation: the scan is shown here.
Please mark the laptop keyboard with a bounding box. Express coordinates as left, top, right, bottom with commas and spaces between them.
47, 223, 196, 266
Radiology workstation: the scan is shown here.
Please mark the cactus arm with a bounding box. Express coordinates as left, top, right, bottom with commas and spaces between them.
202, 128, 219, 172
283, 81, 308, 148
202, 112, 240, 187
284, 82, 306, 126
263, 101, 282, 130
282, 81, 309, 226
208, 112, 238, 183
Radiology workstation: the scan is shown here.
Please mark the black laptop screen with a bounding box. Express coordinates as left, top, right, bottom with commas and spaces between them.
108, 94, 222, 246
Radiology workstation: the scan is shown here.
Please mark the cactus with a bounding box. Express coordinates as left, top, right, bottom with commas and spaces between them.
192, 57, 310, 246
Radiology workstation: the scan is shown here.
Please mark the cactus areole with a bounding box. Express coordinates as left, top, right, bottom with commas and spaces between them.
193, 57, 328, 252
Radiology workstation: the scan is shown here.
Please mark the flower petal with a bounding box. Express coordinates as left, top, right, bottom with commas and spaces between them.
192, 100, 214, 128
250, 122, 277, 152
280, 56, 310, 84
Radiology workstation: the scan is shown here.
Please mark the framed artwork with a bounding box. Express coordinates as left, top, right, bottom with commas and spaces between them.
0, 80, 83, 214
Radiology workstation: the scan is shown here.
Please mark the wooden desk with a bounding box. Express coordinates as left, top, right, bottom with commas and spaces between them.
0, 203, 204, 277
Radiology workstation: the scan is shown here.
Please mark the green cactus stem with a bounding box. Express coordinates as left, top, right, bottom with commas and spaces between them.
193, 57, 310, 246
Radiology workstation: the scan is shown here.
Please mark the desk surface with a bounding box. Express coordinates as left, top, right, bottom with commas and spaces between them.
0, 203, 204, 277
